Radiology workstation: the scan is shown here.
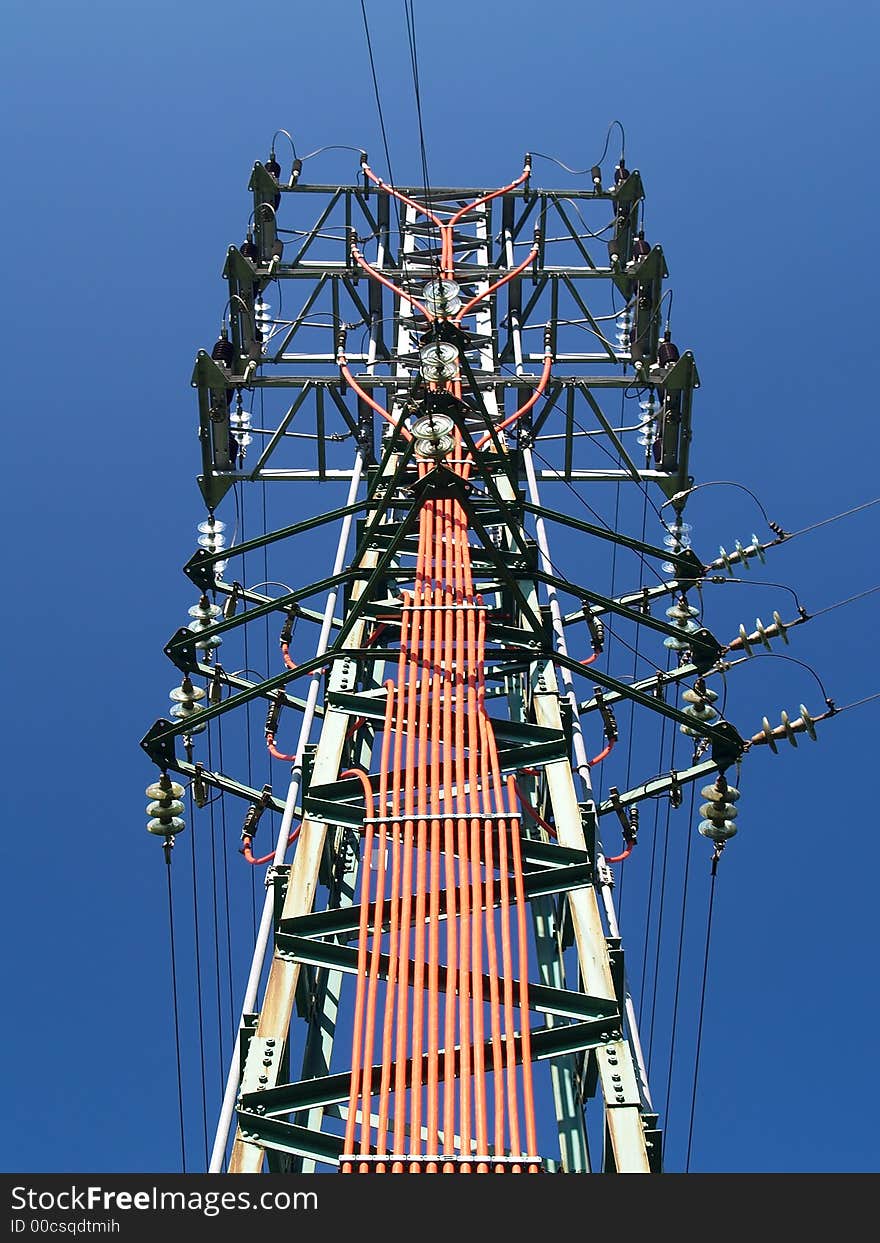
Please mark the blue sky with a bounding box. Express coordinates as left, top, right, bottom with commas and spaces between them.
1, 0, 878, 1175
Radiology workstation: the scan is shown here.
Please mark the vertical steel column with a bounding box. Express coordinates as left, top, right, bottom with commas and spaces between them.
210, 453, 365, 1171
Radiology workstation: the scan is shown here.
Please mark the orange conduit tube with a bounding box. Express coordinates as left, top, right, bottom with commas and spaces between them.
513, 781, 557, 839
375, 594, 410, 1169
451, 499, 473, 1168
454, 246, 538, 325
355, 681, 396, 1169
589, 737, 616, 767
426, 498, 443, 1171
351, 245, 433, 322
474, 617, 507, 1161
474, 351, 553, 451
361, 165, 444, 231
440, 497, 458, 1171
339, 169, 547, 1174
241, 826, 299, 865
339, 765, 376, 1172
506, 774, 539, 1168
265, 733, 296, 762
339, 360, 413, 439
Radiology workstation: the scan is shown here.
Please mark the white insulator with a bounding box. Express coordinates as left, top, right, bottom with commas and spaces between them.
680, 701, 719, 737
699, 817, 738, 842
147, 816, 185, 836
169, 682, 205, 704
197, 517, 227, 575
664, 521, 692, 550
799, 704, 818, 740
637, 397, 659, 447
698, 779, 740, 841
682, 686, 719, 706
147, 797, 185, 818
419, 341, 459, 382
169, 678, 206, 733
188, 621, 222, 652
760, 715, 779, 753
198, 518, 226, 537
411, 413, 454, 440
230, 407, 253, 449
188, 600, 221, 622
422, 279, 462, 316
615, 308, 632, 354
700, 781, 740, 804
146, 779, 185, 801
666, 600, 700, 623
414, 433, 455, 461
146, 777, 186, 837
779, 709, 798, 747
754, 617, 774, 651
664, 598, 701, 650
255, 297, 274, 349
773, 610, 790, 645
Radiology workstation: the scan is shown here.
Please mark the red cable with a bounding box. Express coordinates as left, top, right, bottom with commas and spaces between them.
588, 737, 616, 767
513, 781, 557, 839
581, 650, 600, 666
339, 361, 412, 438
454, 246, 538, 324
361, 165, 445, 230
605, 842, 634, 864
351, 247, 433, 321
241, 826, 300, 865
447, 166, 531, 229
265, 733, 296, 762
475, 352, 553, 450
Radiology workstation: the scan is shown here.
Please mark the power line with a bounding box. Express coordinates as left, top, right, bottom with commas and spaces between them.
359, 0, 400, 238
685, 865, 718, 1172
186, 780, 210, 1168
663, 779, 697, 1126
165, 857, 187, 1173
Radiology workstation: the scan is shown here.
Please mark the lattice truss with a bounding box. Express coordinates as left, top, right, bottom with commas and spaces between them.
142, 150, 816, 1174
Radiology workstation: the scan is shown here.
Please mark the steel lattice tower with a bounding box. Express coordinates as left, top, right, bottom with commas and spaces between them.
142, 143, 820, 1174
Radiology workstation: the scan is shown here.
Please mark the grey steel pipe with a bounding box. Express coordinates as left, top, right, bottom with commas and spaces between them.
209, 451, 365, 1171
522, 447, 653, 1111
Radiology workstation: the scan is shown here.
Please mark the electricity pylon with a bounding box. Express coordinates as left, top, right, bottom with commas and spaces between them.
142, 143, 825, 1174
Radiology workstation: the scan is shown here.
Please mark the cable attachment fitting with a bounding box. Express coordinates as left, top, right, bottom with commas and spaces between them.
713, 535, 767, 575
208, 665, 225, 705
605, 788, 638, 862
240, 784, 273, 844
192, 762, 209, 809
265, 697, 283, 739
698, 774, 740, 842
223, 582, 243, 619
750, 701, 832, 752
146, 773, 186, 838
279, 605, 300, 647
669, 771, 683, 809
594, 687, 619, 743
680, 677, 719, 737
582, 604, 605, 654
